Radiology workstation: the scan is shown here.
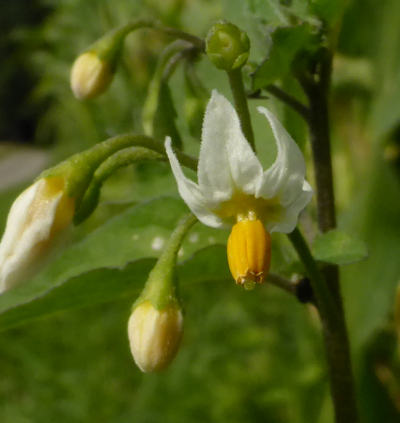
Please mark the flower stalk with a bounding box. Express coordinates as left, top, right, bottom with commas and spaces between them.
227, 69, 255, 151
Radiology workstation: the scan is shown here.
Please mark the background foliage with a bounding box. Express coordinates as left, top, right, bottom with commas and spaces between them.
0, 0, 400, 422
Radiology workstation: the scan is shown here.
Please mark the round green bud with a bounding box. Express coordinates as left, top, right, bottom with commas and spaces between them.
206, 21, 250, 71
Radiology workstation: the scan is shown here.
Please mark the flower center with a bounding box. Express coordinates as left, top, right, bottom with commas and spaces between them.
214, 191, 283, 226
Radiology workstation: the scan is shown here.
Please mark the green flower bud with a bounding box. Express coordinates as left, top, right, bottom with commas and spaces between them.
127, 214, 196, 372
206, 21, 250, 71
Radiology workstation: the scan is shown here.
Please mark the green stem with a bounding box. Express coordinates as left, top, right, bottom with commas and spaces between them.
74, 147, 164, 224
298, 49, 359, 423
123, 19, 205, 50
140, 214, 197, 310
227, 68, 256, 151
288, 228, 338, 324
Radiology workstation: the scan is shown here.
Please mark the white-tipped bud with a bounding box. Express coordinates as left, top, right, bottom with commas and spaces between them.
128, 300, 183, 372
70, 52, 114, 100
0, 177, 74, 293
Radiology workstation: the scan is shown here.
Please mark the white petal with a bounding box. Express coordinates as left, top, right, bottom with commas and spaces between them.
198, 90, 263, 200
267, 180, 313, 233
256, 106, 306, 204
0, 179, 63, 292
165, 137, 223, 228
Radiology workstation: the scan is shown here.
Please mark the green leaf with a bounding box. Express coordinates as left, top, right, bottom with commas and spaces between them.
0, 246, 229, 332
0, 197, 229, 330
312, 229, 368, 265
252, 23, 318, 90
153, 83, 182, 148
309, 0, 347, 26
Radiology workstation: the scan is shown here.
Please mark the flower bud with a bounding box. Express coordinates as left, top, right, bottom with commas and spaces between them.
227, 216, 271, 289
0, 177, 74, 293
70, 51, 114, 100
206, 21, 250, 71
128, 300, 183, 372
70, 25, 129, 100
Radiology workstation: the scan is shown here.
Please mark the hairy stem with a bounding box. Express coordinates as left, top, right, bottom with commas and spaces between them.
227, 69, 256, 151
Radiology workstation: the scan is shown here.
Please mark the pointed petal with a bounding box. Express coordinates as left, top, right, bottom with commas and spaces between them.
198, 91, 262, 200
165, 137, 223, 228
256, 106, 306, 204
267, 181, 313, 233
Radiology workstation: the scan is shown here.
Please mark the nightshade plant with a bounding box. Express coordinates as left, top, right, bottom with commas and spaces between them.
0, 3, 380, 423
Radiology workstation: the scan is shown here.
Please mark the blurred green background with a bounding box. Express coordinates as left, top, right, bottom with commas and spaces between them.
0, 0, 400, 422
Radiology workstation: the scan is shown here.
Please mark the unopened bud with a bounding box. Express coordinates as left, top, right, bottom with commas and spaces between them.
0, 176, 74, 293
70, 26, 128, 100
206, 21, 250, 71
70, 52, 114, 100
227, 216, 271, 289
128, 300, 183, 372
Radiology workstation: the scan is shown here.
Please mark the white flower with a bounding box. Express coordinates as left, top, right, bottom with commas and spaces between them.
165, 90, 312, 286
0, 177, 75, 293
165, 90, 312, 233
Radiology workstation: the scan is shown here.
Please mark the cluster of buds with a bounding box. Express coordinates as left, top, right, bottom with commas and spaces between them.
0, 20, 315, 375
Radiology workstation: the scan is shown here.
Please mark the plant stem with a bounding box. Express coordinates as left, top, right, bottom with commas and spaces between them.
288, 228, 338, 323
299, 49, 359, 423
227, 69, 256, 151
265, 85, 310, 122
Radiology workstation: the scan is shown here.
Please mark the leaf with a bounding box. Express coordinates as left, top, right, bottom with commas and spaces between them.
153, 83, 182, 148
312, 229, 368, 265
0, 246, 229, 332
252, 23, 318, 90
0, 196, 229, 330
309, 0, 347, 26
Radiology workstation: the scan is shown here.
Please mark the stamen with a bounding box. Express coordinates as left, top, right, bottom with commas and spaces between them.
227, 215, 271, 286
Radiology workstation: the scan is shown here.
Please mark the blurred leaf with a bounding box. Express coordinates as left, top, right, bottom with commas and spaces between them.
245, 0, 311, 26
312, 229, 368, 265
252, 23, 318, 90
153, 82, 182, 148
310, 0, 348, 26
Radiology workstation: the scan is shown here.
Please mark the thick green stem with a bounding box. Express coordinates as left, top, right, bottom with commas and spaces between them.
298, 50, 359, 423
227, 69, 256, 151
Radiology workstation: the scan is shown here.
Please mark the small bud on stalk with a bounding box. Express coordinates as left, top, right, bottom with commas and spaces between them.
70, 52, 114, 100
70, 26, 128, 100
127, 214, 196, 372
206, 21, 250, 71
128, 300, 183, 372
